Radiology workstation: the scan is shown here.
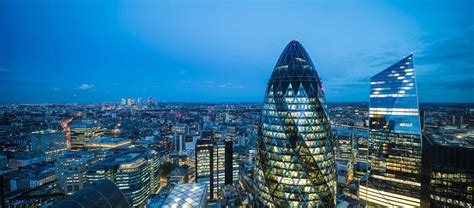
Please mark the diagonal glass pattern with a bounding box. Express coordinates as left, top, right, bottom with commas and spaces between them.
254, 40, 336, 207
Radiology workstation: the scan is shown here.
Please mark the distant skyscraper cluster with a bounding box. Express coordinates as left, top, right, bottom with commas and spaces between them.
120, 97, 156, 109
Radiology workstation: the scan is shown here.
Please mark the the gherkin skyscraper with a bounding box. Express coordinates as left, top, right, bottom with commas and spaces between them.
254, 40, 336, 207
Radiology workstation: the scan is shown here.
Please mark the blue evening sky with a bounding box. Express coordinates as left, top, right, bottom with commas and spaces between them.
1, 0, 472, 103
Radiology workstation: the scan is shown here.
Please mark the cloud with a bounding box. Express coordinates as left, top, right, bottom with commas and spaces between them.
326, 21, 473, 100
178, 70, 187, 75
412, 25, 474, 96
53, 87, 61, 91
341, 43, 414, 72
217, 82, 247, 89
324, 75, 370, 94
344, 76, 371, 87
419, 34, 473, 61
76, 83, 95, 90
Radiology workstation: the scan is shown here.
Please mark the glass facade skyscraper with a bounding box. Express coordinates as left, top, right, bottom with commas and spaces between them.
361, 54, 422, 207
254, 40, 336, 207
195, 132, 238, 200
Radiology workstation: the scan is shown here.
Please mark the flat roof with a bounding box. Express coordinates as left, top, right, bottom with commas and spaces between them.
69, 123, 98, 129
88, 137, 130, 145
425, 130, 474, 148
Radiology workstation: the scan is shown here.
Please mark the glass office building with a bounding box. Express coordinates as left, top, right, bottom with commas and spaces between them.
86, 147, 159, 207
361, 54, 422, 207
421, 133, 473, 207
254, 40, 336, 207
195, 133, 238, 200
69, 124, 105, 150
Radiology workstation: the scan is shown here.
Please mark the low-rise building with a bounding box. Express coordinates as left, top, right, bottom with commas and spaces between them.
55, 150, 109, 195
30, 130, 67, 162
10, 164, 56, 192
158, 183, 207, 208
8, 152, 45, 169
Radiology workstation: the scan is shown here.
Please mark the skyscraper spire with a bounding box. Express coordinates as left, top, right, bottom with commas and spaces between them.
254, 40, 336, 207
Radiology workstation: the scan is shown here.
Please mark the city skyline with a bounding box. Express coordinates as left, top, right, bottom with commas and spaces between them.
1, 0, 473, 103
0, 1, 472, 208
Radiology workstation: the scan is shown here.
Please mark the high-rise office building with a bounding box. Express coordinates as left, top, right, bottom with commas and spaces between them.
195, 131, 238, 200
253, 40, 336, 207
334, 132, 356, 161
195, 137, 213, 196
361, 54, 422, 207
174, 123, 189, 155
421, 133, 473, 207
86, 147, 160, 207
69, 124, 105, 150
212, 139, 227, 199
56, 150, 110, 195
137, 97, 144, 107
226, 140, 240, 186
226, 126, 238, 146
30, 130, 67, 162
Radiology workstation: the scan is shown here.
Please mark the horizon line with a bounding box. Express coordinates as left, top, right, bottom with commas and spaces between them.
1, 101, 473, 105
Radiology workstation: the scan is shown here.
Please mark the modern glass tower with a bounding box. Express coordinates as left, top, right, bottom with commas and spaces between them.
254, 40, 336, 207
195, 133, 238, 200
361, 54, 422, 207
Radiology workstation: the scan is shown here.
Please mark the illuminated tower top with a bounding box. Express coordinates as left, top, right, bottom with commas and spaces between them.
267, 40, 324, 95
370, 54, 420, 135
